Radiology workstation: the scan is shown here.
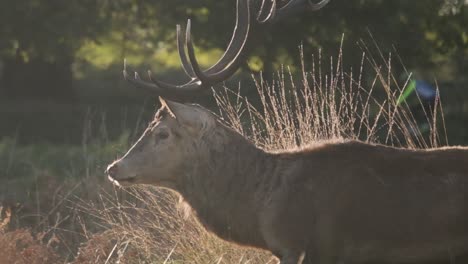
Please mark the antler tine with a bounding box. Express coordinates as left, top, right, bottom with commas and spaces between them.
201, 0, 251, 75
176, 24, 196, 78
306, 0, 331, 11
259, 0, 330, 23
185, 19, 210, 84
124, 59, 202, 98
257, 0, 277, 23
123, 59, 163, 93
185, 0, 251, 84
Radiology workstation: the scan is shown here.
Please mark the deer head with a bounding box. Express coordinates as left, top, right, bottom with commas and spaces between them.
106, 98, 219, 187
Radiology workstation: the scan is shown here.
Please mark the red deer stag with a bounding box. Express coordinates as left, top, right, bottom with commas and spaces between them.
106, 1, 468, 263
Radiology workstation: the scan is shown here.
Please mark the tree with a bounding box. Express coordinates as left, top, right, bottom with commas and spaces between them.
1, 0, 466, 100
0, 0, 108, 100
121, 0, 467, 82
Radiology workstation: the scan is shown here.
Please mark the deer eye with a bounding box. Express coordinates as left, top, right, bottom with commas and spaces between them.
157, 130, 169, 140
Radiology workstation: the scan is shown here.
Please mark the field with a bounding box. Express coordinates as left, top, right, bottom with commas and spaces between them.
0, 47, 447, 263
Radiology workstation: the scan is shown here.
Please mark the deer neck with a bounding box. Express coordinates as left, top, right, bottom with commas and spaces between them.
177, 123, 272, 249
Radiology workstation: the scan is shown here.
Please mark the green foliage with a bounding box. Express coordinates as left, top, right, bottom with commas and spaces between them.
0, 0, 108, 61
2, 0, 466, 86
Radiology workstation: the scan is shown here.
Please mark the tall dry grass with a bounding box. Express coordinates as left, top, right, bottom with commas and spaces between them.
0, 42, 446, 263
215, 43, 446, 151
0, 112, 142, 262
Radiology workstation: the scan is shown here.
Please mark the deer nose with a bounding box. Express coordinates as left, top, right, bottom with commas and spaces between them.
106, 163, 119, 179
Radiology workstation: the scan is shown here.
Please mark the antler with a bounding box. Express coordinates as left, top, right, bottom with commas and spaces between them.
123, 0, 329, 100
123, 0, 250, 99
257, 0, 331, 23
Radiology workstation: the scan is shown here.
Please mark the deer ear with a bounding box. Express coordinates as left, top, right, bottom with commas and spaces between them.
159, 97, 214, 131
159, 97, 176, 118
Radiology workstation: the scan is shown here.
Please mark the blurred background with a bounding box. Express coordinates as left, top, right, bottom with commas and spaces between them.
0, 1, 467, 261
0, 0, 467, 145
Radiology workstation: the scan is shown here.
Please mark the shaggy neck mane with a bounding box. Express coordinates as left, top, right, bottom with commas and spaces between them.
177, 119, 273, 249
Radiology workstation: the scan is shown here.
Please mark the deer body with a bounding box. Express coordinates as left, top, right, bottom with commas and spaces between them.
107, 100, 468, 264
106, 0, 468, 262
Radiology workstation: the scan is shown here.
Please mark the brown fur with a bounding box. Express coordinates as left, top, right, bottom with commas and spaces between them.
107, 100, 468, 264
